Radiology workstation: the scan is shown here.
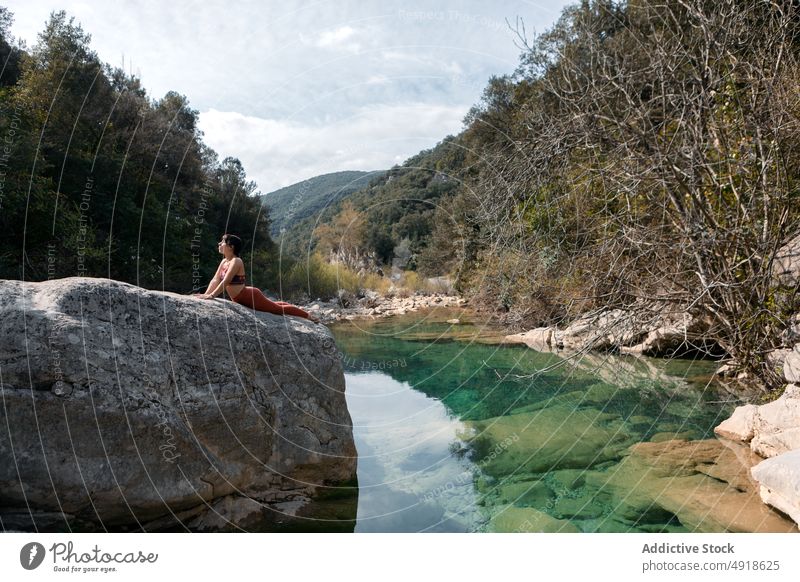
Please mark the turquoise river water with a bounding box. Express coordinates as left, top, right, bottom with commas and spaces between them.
322, 307, 794, 533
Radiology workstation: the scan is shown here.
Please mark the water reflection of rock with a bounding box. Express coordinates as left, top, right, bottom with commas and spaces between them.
443, 318, 722, 391
411, 320, 727, 417
552, 350, 709, 393
545, 352, 730, 435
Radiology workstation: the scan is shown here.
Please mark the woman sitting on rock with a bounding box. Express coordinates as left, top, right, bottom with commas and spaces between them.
194, 233, 319, 323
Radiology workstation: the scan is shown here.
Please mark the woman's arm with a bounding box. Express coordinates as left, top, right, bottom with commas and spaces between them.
205, 260, 224, 293
198, 260, 224, 296
207, 258, 242, 298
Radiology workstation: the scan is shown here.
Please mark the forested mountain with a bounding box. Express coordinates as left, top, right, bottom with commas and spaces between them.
278, 138, 466, 266
0, 9, 279, 291
260, 170, 380, 237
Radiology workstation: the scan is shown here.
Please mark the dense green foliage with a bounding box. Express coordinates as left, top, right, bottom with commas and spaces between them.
346, 138, 465, 266
0, 9, 279, 292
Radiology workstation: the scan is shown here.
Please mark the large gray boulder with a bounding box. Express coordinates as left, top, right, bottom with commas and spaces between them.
0, 278, 357, 531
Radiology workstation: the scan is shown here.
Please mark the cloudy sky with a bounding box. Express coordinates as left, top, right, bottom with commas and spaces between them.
4, 0, 572, 193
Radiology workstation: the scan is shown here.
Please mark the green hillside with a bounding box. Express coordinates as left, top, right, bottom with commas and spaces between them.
276, 137, 466, 264
260, 170, 382, 237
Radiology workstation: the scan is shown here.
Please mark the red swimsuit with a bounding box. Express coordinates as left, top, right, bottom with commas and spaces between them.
222, 261, 311, 319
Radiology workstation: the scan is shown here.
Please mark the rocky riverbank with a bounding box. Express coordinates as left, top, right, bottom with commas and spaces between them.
715, 383, 800, 526
303, 290, 468, 324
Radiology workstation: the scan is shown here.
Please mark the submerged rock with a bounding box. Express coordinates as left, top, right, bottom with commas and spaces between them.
0, 278, 357, 531
587, 439, 797, 532
465, 405, 635, 476
487, 504, 579, 533
492, 479, 554, 508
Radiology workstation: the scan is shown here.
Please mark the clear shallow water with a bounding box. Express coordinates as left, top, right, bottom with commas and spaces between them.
331, 308, 745, 533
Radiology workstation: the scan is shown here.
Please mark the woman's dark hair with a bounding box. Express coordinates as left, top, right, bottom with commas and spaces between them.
222, 234, 242, 256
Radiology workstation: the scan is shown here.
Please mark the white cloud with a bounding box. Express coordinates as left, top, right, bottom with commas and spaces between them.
379, 50, 465, 77
300, 24, 362, 53
318, 25, 356, 46
198, 102, 468, 193
365, 75, 390, 85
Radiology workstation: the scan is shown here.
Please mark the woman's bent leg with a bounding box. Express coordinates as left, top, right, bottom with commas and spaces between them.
233, 287, 310, 318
